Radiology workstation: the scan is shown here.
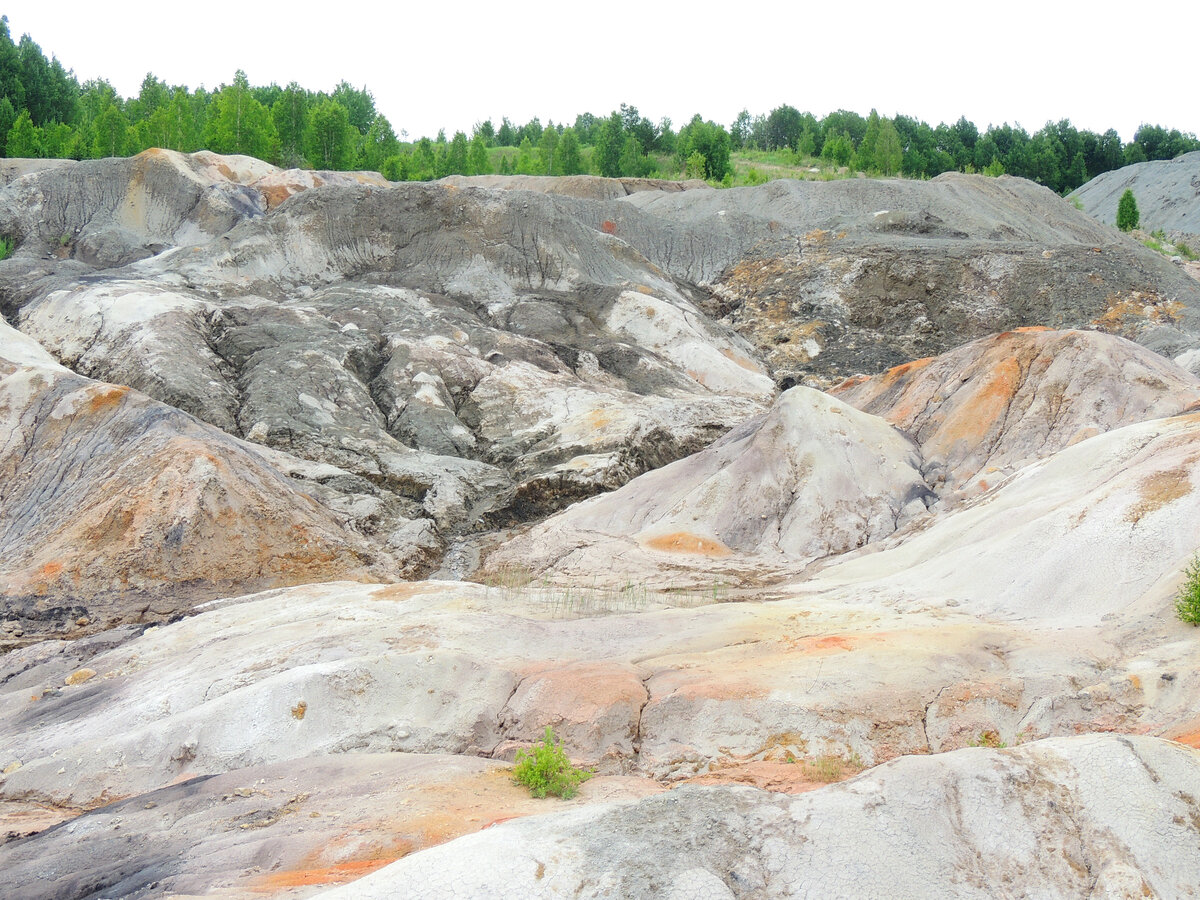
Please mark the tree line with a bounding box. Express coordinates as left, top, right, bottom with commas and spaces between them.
2, 16, 1197, 193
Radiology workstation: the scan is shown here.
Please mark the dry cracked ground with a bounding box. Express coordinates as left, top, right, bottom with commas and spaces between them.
1, 150, 1200, 898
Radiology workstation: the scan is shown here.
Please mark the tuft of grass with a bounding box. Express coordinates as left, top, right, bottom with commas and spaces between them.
1144, 237, 1165, 253
1175, 240, 1197, 261
793, 751, 865, 782
969, 730, 1008, 749
512, 726, 593, 799
0, 237, 13, 261
1175, 553, 1200, 625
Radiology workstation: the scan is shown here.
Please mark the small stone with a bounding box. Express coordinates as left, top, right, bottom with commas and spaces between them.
2, 760, 21, 775
65, 668, 96, 686
76, 617, 90, 627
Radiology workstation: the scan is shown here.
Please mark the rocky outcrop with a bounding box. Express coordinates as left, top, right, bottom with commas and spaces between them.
831, 327, 1200, 496
487, 386, 932, 579
1072, 150, 1200, 233
319, 735, 1200, 900
0, 321, 418, 645
813, 408, 1200, 624
620, 173, 1200, 383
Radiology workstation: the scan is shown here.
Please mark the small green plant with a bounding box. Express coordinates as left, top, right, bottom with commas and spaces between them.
969, 729, 1008, 749
1144, 237, 1165, 253
1175, 553, 1200, 625
0, 237, 13, 261
1175, 240, 1197, 261
1067, 195, 1084, 210
59, 233, 71, 247
1117, 188, 1140, 231
512, 726, 593, 799
794, 752, 865, 782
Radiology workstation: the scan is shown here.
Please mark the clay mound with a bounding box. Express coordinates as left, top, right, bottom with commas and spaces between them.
253, 166, 390, 210
831, 328, 1200, 495
0, 148, 271, 267
626, 172, 1118, 245
613, 174, 1200, 379
441, 173, 710, 200
0, 325, 411, 644
489, 386, 932, 577
815, 409, 1200, 623
318, 735, 1200, 900
1072, 150, 1200, 233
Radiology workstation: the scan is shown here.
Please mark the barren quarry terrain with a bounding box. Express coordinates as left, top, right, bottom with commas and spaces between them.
1, 149, 1200, 898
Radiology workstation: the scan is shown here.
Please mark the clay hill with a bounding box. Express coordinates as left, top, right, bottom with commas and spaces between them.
1071, 149, 1200, 237
1, 150, 1199, 898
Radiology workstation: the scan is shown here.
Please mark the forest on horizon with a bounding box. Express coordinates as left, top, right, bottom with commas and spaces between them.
3, 17, 1199, 193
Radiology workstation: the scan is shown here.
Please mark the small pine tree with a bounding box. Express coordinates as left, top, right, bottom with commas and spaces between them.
1117, 188, 1140, 231
1176, 554, 1200, 625
512, 727, 592, 798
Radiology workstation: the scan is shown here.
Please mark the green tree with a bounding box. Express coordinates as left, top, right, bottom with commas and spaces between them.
676, 115, 731, 181
6, 108, 38, 156
91, 105, 129, 158
765, 104, 803, 151
331, 81, 375, 134
1116, 189, 1139, 231
304, 98, 354, 169
446, 130, 469, 174
731, 108, 752, 149
514, 136, 537, 174
467, 133, 490, 175
0, 96, 16, 155
410, 137, 435, 180
361, 113, 399, 171
380, 152, 408, 181
205, 71, 276, 160
593, 112, 622, 177
821, 130, 854, 167
875, 118, 903, 176
538, 123, 558, 174
556, 127, 583, 175
619, 133, 650, 177
271, 82, 309, 167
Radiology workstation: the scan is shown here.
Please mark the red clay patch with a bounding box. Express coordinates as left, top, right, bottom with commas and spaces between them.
87, 385, 130, 413
642, 532, 732, 556
254, 854, 407, 890
1168, 727, 1200, 749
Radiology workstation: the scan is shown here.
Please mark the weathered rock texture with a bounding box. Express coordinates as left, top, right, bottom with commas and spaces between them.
615, 173, 1200, 382
812, 408, 1200, 624
1072, 150, 1200, 233
0, 321, 410, 645
318, 735, 1200, 900
831, 327, 1200, 497
4, 154, 1200, 897
488, 386, 932, 578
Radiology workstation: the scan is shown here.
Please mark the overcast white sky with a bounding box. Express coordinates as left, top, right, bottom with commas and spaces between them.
9, 3, 1198, 143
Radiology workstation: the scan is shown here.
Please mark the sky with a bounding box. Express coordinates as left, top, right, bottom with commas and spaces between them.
9, 2, 1199, 144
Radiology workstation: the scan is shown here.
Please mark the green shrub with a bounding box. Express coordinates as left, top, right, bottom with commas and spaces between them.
1175, 240, 1197, 261
512, 726, 593, 798
0, 237, 12, 261
1175, 554, 1200, 625
1117, 188, 1140, 231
